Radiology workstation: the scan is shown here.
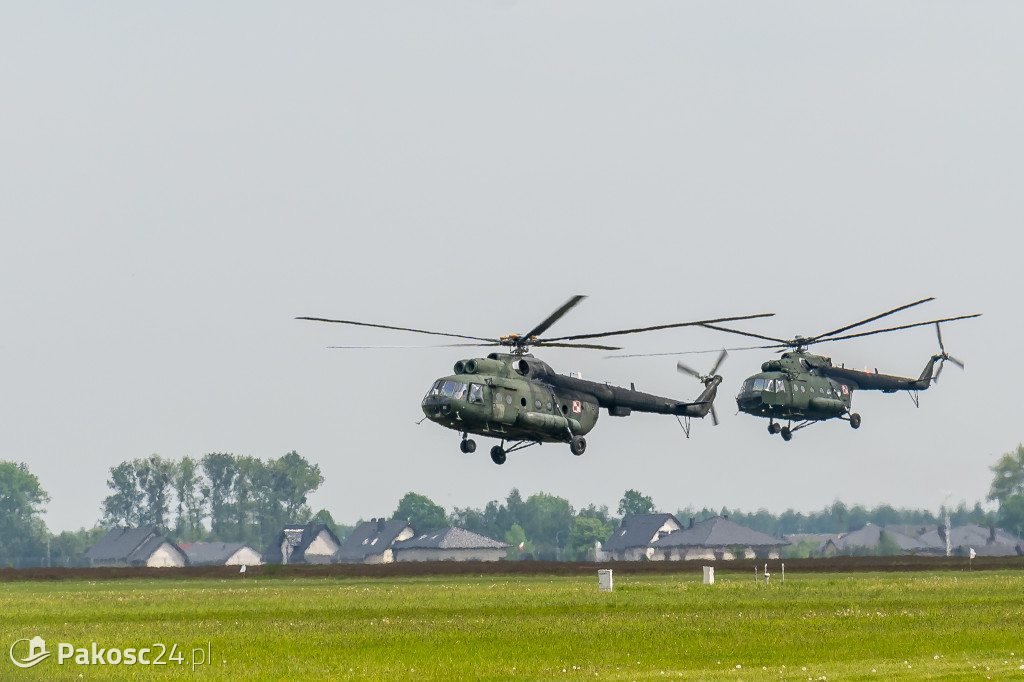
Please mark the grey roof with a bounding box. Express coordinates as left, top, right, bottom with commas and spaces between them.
184, 542, 258, 565
336, 519, 414, 562
263, 523, 341, 563
602, 514, 681, 552
918, 524, 1023, 549
833, 524, 930, 552
653, 516, 789, 550
86, 526, 188, 565
394, 526, 508, 551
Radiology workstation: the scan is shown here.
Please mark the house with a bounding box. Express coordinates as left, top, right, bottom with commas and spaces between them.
599, 513, 684, 561
264, 523, 342, 564
821, 523, 931, 556
917, 524, 1024, 557
183, 542, 263, 566
651, 516, 790, 561
85, 526, 188, 568
392, 526, 508, 562
335, 518, 416, 564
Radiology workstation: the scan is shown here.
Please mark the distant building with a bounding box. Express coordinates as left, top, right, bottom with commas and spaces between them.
85, 527, 188, 568
392, 527, 508, 562
821, 523, 931, 556
599, 514, 684, 561
917, 524, 1024, 557
336, 518, 416, 564
651, 516, 790, 561
183, 542, 262, 566
264, 524, 342, 565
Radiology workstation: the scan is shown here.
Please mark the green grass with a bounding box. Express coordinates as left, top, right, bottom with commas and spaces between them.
2, 570, 1023, 680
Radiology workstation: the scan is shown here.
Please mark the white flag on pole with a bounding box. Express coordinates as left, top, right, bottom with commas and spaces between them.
969, 548, 976, 559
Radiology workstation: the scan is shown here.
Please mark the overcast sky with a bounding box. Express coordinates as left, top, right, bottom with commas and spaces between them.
3, 2, 1021, 533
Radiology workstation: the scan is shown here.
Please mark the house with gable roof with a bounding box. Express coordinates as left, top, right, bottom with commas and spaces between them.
183, 541, 263, 566
264, 523, 342, 564
917, 524, 1024, 557
85, 526, 188, 568
335, 518, 416, 564
599, 513, 684, 561
392, 526, 508, 562
821, 523, 931, 556
651, 516, 790, 561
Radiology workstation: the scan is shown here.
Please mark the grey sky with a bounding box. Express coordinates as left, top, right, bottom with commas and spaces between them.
3, 3, 1021, 532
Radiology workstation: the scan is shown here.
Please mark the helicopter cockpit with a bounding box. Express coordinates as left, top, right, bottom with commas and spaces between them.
423, 379, 486, 405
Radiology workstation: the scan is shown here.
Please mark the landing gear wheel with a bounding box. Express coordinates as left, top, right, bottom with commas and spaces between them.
460, 439, 476, 454
780, 426, 792, 442
490, 445, 506, 465
850, 413, 862, 429
769, 422, 782, 435
570, 435, 587, 456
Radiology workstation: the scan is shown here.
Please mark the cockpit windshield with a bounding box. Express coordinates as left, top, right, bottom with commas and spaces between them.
426, 379, 485, 403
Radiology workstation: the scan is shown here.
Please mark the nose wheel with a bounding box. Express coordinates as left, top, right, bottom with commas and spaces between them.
460, 437, 476, 454
849, 413, 862, 429
490, 445, 506, 465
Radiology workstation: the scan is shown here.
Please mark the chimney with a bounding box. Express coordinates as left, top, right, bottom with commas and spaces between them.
377, 518, 386, 533
689, 517, 694, 529
938, 525, 947, 543
990, 524, 997, 544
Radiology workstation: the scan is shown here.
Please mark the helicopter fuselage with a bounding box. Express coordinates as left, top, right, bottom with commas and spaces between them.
736, 350, 940, 439
421, 352, 718, 447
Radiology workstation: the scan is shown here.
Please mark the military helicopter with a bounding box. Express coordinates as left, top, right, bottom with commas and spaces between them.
298, 296, 772, 464
692, 298, 980, 441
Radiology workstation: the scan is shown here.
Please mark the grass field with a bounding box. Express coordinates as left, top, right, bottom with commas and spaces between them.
3, 568, 1023, 680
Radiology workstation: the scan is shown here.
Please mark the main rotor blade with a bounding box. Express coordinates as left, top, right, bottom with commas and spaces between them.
327, 342, 501, 349
296, 317, 497, 343
806, 314, 981, 346
696, 323, 790, 345
607, 344, 780, 359
534, 341, 623, 351
522, 295, 587, 340
546, 312, 775, 343
811, 297, 935, 343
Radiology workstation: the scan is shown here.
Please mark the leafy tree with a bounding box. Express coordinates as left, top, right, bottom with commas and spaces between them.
270, 451, 323, 521
518, 492, 573, 559
876, 530, 902, 556
618, 489, 656, 517
102, 460, 147, 527
311, 509, 353, 543
567, 515, 614, 561
0, 462, 50, 561
393, 492, 447, 532
201, 453, 239, 538
997, 494, 1024, 537
988, 444, 1024, 504
172, 455, 205, 540
504, 524, 530, 560
49, 527, 106, 567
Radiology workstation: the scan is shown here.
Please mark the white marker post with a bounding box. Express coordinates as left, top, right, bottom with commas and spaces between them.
240, 564, 247, 579
703, 566, 714, 585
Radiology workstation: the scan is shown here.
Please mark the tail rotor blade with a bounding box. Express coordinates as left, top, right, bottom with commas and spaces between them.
936, 322, 946, 354
709, 349, 728, 377
947, 354, 965, 369
934, 360, 945, 382
677, 361, 701, 379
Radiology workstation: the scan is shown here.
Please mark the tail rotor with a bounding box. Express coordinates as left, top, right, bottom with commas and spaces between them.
677, 349, 727, 425
932, 322, 965, 382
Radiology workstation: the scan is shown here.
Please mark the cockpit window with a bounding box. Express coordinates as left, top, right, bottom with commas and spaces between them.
428, 379, 444, 397
442, 380, 458, 397
753, 378, 765, 391
468, 384, 484, 404
452, 382, 468, 400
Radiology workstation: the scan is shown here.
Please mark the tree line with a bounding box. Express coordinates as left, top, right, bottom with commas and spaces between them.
0, 444, 1022, 565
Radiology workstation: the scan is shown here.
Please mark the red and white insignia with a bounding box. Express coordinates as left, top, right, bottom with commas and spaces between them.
841, 385, 849, 395
572, 400, 582, 414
